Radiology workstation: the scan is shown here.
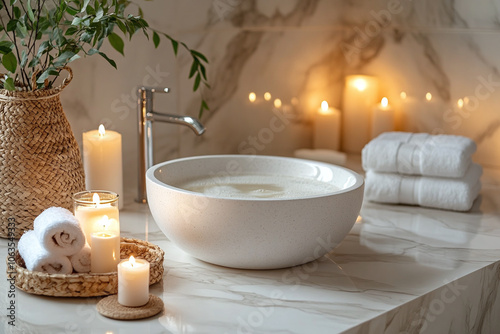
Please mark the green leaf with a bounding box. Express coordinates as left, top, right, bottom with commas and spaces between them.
87, 48, 99, 55
2, 52, 17, 73
6, 20, 18, 32
66, 5, 79, 16
116, 20, 126, 34
65, 26, 78, 36
94, 7, 103, 21
199, 64, 207, 80
20, 50, 27, 67
153, 31, 160, 48
193, 73, 201, 91
108, 32, 124, 55
191, 50, 208, 63
98, 51, 116, 69
26, 0, 35, 22
28, 57, 39, 67
12, 6, 21, 19
188, 60, 198, 79
3, 77, 15, 91
0, 41, 13, 55
81, 0, 91, 12
171, 39, 178, 55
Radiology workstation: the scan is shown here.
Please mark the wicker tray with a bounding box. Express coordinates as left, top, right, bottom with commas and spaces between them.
8, 237, 164, 297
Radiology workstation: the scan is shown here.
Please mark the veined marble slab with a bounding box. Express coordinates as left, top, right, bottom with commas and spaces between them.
1, 164, 499, 333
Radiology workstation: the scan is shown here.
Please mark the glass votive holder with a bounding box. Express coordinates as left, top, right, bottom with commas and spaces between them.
73, 190, 120, 246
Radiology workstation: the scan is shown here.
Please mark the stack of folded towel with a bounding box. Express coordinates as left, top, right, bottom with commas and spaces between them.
362, 132, 482, 211
18, 207, 91, 274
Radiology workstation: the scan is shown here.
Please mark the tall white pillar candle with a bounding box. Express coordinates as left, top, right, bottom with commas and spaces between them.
90, 216, 120, 273
342, 75, 379, 153
118, 256, 150, 307
83, 124, 123, 209
313, 101, 341, 151
371, 97, 395, 138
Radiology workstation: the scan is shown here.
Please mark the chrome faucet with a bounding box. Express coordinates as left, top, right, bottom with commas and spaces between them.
137, 86, 205, 203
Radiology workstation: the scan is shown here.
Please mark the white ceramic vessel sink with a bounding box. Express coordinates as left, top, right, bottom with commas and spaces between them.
146, 155, 364, 269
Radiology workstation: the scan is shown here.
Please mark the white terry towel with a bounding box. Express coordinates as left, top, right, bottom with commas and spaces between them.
69, 243, 91, 273
364, 163, 482, 211
33, 207, 85, 257
18, 230, 73, 274
362, 132, 476, 178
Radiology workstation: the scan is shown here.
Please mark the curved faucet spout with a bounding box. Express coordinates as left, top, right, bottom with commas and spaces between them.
147, 111, 205, 135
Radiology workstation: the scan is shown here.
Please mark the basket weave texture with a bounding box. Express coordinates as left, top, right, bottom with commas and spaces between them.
9, 237, 164, 297
0, 67, 85, 239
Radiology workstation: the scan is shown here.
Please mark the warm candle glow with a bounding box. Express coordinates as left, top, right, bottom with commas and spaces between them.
291, 97, 299, 106
92, 193, 100, 205
400, 91, 407, 99
129, 255, 136, 267
264, 92, 271, 101
100, 215, 109, 229
321, 100, 329, 111
381, 97, 388, 108
425, 92, 432, 101
98, 124, 105, 136
274, 98, 282, 108
353, 78, 367, 91
248, 92, 256, 102
457, 98, 464, 109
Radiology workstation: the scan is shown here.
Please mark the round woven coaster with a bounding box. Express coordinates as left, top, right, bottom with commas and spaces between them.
96, 294, 164, 320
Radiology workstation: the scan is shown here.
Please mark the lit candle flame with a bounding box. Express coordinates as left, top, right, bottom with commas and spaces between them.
425, 92, 432, 101
92, 193, 100, 205
321, 101, 329, 111
400, 91, 407, 99
274, 98, 282, 108
457, 98, 464, 109
353, 78, 367, 91
129, 255, 135, 267
264, 92, 271, 101
381, 97, 388, 108
248, 92, 256, 103
98, 124, 106, 136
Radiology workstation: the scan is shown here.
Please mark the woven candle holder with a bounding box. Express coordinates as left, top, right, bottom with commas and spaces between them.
8, 237, 164, 297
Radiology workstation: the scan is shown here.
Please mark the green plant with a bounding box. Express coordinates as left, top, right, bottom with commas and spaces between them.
0, 0, 209, 116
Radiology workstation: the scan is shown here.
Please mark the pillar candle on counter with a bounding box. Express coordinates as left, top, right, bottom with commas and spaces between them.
73, 191, 120, 246
83, 124, 123, 209
313, 101, 341, 151
118, 256, 150, 307
90, 215, 120, 273
371, 97, 395, 139
342, 75, 379, 153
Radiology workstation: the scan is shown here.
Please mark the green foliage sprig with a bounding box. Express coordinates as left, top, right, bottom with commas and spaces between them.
0, 0, 209, 116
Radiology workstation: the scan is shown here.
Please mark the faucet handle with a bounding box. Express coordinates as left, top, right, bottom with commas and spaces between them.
139, 86, 170, 94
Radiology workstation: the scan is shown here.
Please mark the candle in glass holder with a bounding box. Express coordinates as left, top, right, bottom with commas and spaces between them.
90, 215, 120, 273
73, 191, 120, 246
83, 124, 123, 209
342, 75, 379, 153
118, 256, 150, 307
371, 97, 395, 138
313, 101, 341, 150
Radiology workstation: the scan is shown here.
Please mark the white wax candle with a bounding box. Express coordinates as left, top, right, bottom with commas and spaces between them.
90, 231, 120, 273
118, 256, 150, 307
74, 194, 120, 246
371, 97, 395, 138
342, 75, 379, 153
313, 101, 341, 151
83, 125, 123, 209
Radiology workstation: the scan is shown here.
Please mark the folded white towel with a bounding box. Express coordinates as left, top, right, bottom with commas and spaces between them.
33, 207, 85, 257
294, 149, 347, 165
364, 163, 482, 211
18, 230, 73, 274
362, 132, 476, 178
69, 243, 91, 273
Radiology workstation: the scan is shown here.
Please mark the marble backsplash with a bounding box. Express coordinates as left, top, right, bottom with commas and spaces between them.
60, 0, 500, 202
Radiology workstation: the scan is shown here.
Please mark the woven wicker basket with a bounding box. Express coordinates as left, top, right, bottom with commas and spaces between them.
0, 67, 85, 239
8, 237, 164, 297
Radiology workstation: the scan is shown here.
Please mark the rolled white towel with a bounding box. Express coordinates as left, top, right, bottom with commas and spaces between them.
362, 132, 476, 178
69, 243, 91, 273
33, 207, 85, 257
364, 163, 482, 211
18, 230, 73, 274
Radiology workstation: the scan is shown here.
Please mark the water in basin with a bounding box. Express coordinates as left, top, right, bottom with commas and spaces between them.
175, 174, 340, 199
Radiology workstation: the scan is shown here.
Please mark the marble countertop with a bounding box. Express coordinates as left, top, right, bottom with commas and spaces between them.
2, 163, 500, 334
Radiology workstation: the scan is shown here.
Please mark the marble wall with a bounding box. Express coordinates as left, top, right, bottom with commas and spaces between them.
61, 0, 500, 203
